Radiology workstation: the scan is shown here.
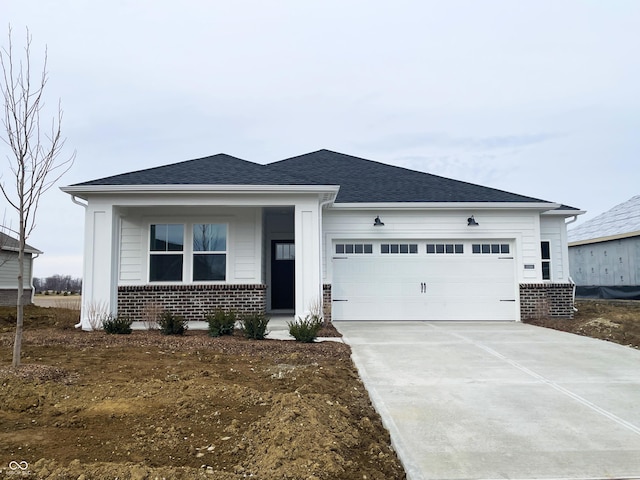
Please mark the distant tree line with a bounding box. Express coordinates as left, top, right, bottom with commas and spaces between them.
33, 275, 82, 294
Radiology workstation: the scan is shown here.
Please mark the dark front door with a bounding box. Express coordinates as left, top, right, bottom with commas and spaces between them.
271, 240, 295, 310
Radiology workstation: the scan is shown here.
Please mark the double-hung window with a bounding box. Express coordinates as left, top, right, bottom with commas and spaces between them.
541, 241, 551, 280
149, 224, 184, 281
193, 223, 227, 281
149, 223, 227, 282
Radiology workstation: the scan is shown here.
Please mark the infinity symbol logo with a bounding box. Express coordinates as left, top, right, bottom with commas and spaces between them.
9, 460, 29, 470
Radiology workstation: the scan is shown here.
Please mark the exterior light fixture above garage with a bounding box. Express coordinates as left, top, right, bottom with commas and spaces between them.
467, 215, 479, 226
373, 216, 385, 226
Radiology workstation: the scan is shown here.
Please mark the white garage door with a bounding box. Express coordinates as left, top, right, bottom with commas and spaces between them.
332, 241, 517, 321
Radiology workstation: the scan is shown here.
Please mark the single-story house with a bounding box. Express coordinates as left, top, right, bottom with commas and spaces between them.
0, 231, 43, 306
61, 149, 583, 330
568, 194, 640, 299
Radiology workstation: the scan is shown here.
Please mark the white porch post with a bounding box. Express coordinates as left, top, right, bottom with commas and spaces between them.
294, 200, 322, 319
80, 203, 119, 330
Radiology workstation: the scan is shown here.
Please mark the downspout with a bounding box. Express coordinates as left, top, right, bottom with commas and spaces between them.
317, 195, 335, 321
70, 196, 88, 328
30, 252, 40, 304
565, 215, 579, 312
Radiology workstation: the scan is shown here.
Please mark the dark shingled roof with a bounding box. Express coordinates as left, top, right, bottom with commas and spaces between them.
73, 149, 558, 205
74, 154, 309, 186
270, 150, 550, 203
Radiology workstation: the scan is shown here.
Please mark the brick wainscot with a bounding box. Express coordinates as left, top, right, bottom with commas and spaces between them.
118, 284, 267, 322
520, 283, 575, 320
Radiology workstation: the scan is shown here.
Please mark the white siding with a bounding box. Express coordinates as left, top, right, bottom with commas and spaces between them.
540, 216, 570, 282
0, 252, 33, 289
233, 209, 261, 281
322, 208, 542, 283
119, 217, 142, 282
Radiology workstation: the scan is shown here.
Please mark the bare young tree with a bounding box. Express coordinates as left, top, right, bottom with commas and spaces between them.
0, 26, 75, 368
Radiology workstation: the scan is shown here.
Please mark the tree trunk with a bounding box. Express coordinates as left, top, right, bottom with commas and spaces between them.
12, 204, 25, 368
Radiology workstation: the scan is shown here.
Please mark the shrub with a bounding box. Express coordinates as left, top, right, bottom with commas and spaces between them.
206, 309, 237, 337
240, 313, 270, 340
102, 315, 133, 334
288, 315, 323, 343
157, 310, 188, 335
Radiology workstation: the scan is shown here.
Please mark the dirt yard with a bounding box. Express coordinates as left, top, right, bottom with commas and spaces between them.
525, 299, 640, 349
0, 306, 406, 479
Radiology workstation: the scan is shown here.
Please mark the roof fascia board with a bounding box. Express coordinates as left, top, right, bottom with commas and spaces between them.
542, 209, 586, 216
330, 202, 560, 211
1, 245, 42, 254
569, 230, 640, 247
61, 184, 340, 197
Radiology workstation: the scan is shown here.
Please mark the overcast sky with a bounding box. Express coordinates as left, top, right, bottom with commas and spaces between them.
3, 1, 639, 278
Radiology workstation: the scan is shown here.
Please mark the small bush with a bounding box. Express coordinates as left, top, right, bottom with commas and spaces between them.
102, 315, 133, 334
288, 315, 323, 343
157, 310, 188, 335
207, 309, 237, 337
240, 313, 270, 340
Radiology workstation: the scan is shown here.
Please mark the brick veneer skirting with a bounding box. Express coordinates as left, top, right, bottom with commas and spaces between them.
0, 288, 33, 306
322, 284, 332, 323
520, 283, 575, 320
118, 284, 267, 322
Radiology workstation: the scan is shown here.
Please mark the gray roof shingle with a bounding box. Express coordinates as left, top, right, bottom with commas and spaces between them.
74, 154, 309, 186
270, 150, 550, 203
72, 149, 563, 205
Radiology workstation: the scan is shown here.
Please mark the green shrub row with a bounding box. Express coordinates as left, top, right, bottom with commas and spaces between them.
105, 308, 271, 338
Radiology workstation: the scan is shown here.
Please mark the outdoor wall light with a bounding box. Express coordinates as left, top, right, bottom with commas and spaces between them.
467, 215, 479, 226
373, 216, 385, 226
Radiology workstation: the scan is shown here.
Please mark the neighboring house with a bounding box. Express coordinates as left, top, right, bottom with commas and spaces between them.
61, 149, 582, 330
0, 231, 43, 306
568, 195, 640, 300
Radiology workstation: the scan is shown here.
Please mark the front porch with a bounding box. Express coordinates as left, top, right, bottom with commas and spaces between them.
73, 188, 336, 330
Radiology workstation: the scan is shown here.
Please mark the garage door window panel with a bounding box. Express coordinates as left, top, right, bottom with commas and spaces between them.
335, 243, 373, 254
427, 243, 464, 254
473, 243, 510, 254
381, 243, 418, 254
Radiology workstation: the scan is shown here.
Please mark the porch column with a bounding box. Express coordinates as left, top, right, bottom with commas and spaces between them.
294, 200, 322, 319
80, 203, 119, 330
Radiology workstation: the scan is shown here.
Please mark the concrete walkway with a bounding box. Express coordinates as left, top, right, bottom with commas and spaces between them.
335, 321, 640, 480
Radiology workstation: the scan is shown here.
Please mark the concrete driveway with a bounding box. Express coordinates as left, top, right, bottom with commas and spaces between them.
335, 321, 640, 480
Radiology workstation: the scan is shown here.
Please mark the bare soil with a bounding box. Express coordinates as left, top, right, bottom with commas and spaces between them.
0, 306, 405, 479
524, 299, 640, 349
